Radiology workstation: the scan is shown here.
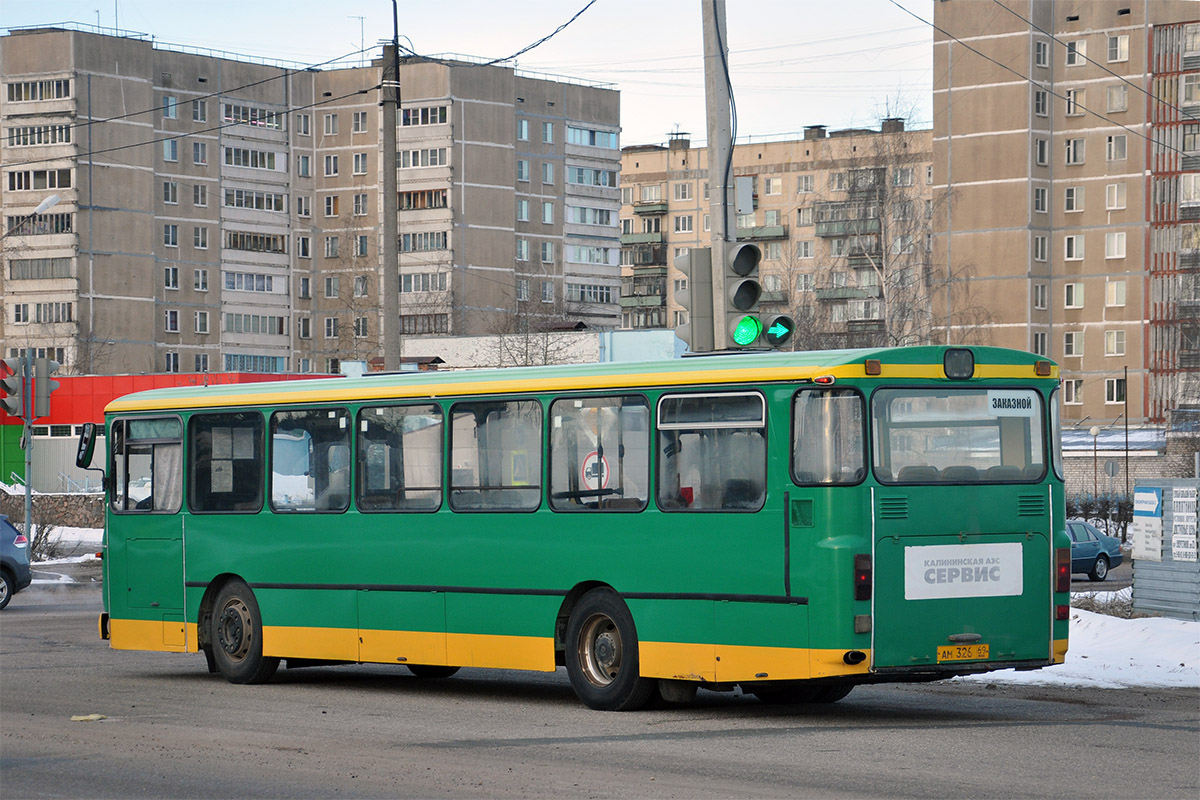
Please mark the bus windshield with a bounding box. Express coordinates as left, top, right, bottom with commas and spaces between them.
872, 388, 1046, 483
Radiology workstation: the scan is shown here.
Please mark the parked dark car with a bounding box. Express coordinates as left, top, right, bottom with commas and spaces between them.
1067, 519, 1124, 581
0, 514, 32, 609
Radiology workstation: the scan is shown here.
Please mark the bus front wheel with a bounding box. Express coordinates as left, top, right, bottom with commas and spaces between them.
211, 581, 279, 684
565, 589, 654, 711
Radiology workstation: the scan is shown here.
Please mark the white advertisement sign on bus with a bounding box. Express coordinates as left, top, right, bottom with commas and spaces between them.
904, 543, 1023, 600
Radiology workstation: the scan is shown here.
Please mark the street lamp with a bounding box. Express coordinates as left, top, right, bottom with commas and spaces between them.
1089, 425, 1101, 498
3, 194, 60, 239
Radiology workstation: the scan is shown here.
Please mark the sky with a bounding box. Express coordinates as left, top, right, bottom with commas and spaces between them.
32, 527, 1200, 690
2, 1, 937, 146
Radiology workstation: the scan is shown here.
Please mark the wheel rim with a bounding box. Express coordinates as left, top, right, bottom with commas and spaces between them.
1095, 557, 1108, 578
0, 578, 9, 605
577, 612, 622, 687
216, 598, 253, 662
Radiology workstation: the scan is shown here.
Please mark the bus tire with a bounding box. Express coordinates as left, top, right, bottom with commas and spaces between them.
811, 683, 854, 703
406, 664, 460, 679
750, 684, 820, 704
211, 581, 279, 685
565, 589, 654, 711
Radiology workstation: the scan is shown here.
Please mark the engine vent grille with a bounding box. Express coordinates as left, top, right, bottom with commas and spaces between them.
879, 496, 909, 519
1018, 494, 1046, 517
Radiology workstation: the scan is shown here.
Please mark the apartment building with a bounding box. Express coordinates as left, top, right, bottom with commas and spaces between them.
0, 25, 620, 376
619, 122, 935, 349
933, 0, 1199, 425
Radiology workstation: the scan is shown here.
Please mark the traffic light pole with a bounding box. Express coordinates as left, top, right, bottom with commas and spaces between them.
702, 0, 735, 347
2, 355, 60, 539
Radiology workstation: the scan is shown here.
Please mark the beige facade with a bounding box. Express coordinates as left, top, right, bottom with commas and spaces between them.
933, 0, 1199, 425
619, 123, 934, 350
1, 26, 620, 375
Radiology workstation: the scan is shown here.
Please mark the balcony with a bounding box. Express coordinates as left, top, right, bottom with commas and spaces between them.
736, 224, 787, 241
633, 202, 668, 215
621, 231, 663, 245
815, 286, 875, 302
760, 289, 789, 304
815, 218, 881, 237
620, 294, 665, 309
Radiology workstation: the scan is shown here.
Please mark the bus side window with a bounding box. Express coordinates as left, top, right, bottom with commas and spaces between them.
548, 395, 649, 512
450, 400, 542, 512
110, 417, 183, 513
356, 404, 443, 512
270, 408, 351, 512
792, 389, 865, 486
656, 392, 766, 512
188, 412, 264, 513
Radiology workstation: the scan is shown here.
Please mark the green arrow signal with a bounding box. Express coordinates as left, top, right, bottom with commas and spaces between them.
768, 321, 790, 337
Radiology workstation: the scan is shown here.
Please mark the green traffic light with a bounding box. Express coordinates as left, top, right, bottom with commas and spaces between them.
732, 315, 762, 346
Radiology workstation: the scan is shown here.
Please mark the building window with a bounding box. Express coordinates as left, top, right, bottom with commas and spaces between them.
1186, 74, 1200, 105
892, 168, 914, 187
194, 226, 208, 249
566, 125, 618, 148
297, 155, 311, 177
298, 317, 311, 339
324, 236, 339, 258
1107, 85, 1128, 113
1033, 283, 1047, 309
164, 224, 179, 248
517, 119, 529, 141
1065, 138, 1085, 165
1063, 380, 1082, 405
541, 201, 553, 225
324, 155, 339, 176
354, 317, 369, 338
324, 317, 338, 338
1105, 231, 1126, 259
194, 354, 209, 373
796, 240, 814, 259
163, 181, 178, 204
193, 184, 207, 207
673, 182, 693, 201
163, 140, 178, 162
516, 278, 530, 301
353, 153, 368, 174
1065, 88, 1084, 116
354, 193, 368, 216
1035, 138, 1048, 166
1034, 187, 1047, 213
1034, 90, 1048, 117
517, 199, 530, 222
1065, 186, 1083, 212
1106, 183, 1126, 210
193, 142, 207, 165
195, 311, 209, 334
296, 195, 311, 217
1066, 40, 1086, 66
296, 113, 310, 135
1063, 331, 1082, 356
323, 113, 338, 135
164, 266, 179, 290
1064, 235, 1084, 261
297, 235, 311, 258
517, 159, 529, 182
542, 162, 554, 185
165, 352, 179, 373
1034, 236, 1047, 262
1105, 330, 1126, 356
1107, 35, 1128, 63
401, 105, 448, 127
1106, 279, 1126, 307
763, 177, 782, 195
324, 195, 339, 217
1065, 282, 1084, 308
541, 241, 554, 263
355, 235, 368, 257
542, 280, 554, 303
1105, 378, 1126, 404
192, 99, 207, 121
674, 214, 693, 233
541, 121, 554, 143
516, 238, 529, 262
163, 95, 177, 119
1032, 331, 1047, 356
1106, 135, 1126, 161
164, 309, 180, 333
796, 174, 814, 193
1035, 40, 1049, 67
352, 110, 367, 133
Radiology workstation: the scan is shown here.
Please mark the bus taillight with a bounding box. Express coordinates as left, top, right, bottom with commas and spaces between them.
854, 554, 872, 601
1055, 547, 1070, 593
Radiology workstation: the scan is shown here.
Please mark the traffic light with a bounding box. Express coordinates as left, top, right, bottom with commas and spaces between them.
763, 314, 795, 348
721, 242, 763, 348
674, 247, 714, 353
34, 358, 60, 418
1, 357, 27, 419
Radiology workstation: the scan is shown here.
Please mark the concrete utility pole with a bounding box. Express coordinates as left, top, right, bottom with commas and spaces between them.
380, 5, 402, 371
702, 0, 734, 341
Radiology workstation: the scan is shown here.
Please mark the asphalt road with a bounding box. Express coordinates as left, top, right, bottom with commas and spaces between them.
2, 586, 1195, 800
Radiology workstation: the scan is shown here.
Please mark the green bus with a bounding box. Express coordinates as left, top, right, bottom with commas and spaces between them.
81, 345, 1070, 710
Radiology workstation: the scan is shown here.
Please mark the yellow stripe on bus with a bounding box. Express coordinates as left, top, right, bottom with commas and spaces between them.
105, 361, 1055, 413
109, 618, 189, 653
1053, 638, 1068, 664
640, 641, 872, 682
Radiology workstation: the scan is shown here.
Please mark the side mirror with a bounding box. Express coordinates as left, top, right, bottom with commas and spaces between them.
76, 422, 97, 468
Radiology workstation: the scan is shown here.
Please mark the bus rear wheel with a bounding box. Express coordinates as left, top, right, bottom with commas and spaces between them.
406, 664, 460, 679
565, 589, 654, 711
211, 581, 279, 684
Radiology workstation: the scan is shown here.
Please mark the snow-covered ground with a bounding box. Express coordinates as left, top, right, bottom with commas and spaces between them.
31, 528, 1199, 691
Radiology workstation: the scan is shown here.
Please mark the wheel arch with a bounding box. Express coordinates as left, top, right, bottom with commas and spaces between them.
196, 573, 247, 650
554, 580, 614, 665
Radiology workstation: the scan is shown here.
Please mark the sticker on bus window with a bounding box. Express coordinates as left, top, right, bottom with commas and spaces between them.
904, 543, 1023, 600
986, 391, 1036, 417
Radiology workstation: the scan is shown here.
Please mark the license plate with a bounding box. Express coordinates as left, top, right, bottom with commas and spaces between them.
937, 644, 989, 662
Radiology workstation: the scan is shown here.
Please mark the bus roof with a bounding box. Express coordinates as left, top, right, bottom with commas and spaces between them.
104, 346, 1057, 414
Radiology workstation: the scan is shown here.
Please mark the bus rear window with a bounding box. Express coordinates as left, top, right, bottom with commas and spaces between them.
873, 389, 1046, 484
793, 389, 865, 485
